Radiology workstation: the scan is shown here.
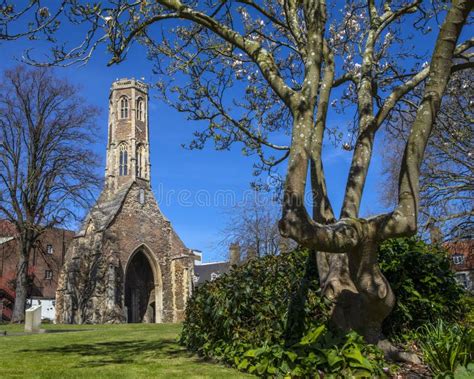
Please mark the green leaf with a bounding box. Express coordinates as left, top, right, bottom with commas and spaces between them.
326, 349, 344, 370
244, 349, 257, 357
267, 365, 278, 374
344, 348, 365, 364
285, 350, 298, 362
300, 325, 326, 345
237, 359, 249, 370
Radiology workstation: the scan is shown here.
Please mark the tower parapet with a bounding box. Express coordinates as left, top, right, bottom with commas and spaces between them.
105, 78, 151, 194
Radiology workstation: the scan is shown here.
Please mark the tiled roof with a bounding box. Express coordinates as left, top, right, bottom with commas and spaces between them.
0, 219, 74, 238
193, 262, 230, 286
77, 182, 134, 236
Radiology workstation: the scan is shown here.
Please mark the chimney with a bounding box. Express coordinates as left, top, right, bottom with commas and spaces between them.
279, 238, 290, 254
246, 246, 257, 261
427, 219, 442, 245
229, 243, 241, 267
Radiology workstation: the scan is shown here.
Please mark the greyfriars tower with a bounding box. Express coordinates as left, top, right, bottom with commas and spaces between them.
56, 79, 194, 324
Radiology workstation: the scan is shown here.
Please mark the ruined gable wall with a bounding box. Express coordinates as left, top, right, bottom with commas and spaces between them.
107, 183, 192, 322
55, 228, 124, 324
56, 182, 194, 324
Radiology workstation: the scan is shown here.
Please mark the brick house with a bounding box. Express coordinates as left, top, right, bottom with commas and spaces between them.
444, 240, 474, 292
0, 220, 74, 321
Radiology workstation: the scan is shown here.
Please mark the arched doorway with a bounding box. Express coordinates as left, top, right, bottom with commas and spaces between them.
124, 250, 156, 323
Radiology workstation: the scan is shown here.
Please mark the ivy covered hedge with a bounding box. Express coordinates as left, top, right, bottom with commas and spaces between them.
181, 249, 327, 351
180, 238, 466, 376
380, 238, 465, 337
180, 249, 386, 376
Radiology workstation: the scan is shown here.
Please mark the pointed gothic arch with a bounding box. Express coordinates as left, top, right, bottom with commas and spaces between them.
136, 144, 145, 178
119, 143, 128, 176
136, 97, 145, 121
124, 244, 163, 323
120, 96, 129, 119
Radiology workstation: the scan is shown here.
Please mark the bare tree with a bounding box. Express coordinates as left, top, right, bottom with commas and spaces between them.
0, 1, 66, 41
382, 70, 473, 242
219, 193, 296, 259
0, 66, 100, 322
4, 0, 472, 343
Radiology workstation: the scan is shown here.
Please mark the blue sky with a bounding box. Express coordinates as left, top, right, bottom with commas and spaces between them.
0, 10, 436, 263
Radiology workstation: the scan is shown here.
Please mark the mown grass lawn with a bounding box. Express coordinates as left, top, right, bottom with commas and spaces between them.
0, 323, 252, 378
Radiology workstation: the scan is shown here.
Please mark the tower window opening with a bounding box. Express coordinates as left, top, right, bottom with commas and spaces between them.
119, 144, 128, 176
136, 98, 144, 121
139, 188, 145, 204
120, 96, 129, 119
136, 145, 145, 178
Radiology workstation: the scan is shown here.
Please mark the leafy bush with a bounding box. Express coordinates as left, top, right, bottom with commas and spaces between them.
459, 294, 474, 326
181, 250, 387, 376
233, 326, 386, 377
417, 320, 473, 376
181, 249, 327, 351
181, 238, 465, 376
453, 363, 474, 379
379, 238, 465, 337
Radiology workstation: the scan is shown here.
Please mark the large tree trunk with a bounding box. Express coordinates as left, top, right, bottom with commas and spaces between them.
321, 242, 394, 343
280, 0, 472, 346
11, 241, 30, 323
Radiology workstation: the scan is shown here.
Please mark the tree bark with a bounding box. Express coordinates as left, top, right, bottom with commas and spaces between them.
325, 248, 394, 343
11, 239, 31, 323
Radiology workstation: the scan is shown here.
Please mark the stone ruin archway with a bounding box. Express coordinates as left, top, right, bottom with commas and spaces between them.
124, 245, 162, 323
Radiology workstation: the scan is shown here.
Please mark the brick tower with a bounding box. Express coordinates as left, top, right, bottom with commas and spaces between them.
55, 79, 194, 324
105, 79, 151, 194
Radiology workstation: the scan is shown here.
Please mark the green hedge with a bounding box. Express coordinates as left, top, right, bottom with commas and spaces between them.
380, 238, 465, 336
181, 238, 466, 376
180, 250, 386, 376
181, 249, 327, 351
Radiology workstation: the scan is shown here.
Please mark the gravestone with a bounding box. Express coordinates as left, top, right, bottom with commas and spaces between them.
25, 305, 42, 333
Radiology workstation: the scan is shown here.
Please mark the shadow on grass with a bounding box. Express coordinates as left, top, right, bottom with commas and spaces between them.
1, 329, 94, 337
20, 339, 198, 368
44, 329, 95, 334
